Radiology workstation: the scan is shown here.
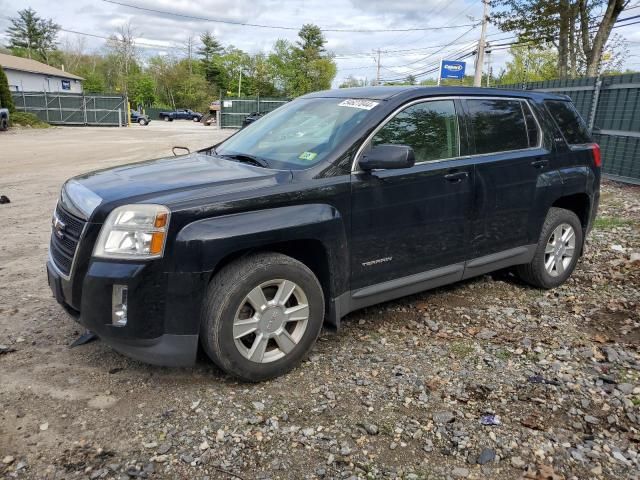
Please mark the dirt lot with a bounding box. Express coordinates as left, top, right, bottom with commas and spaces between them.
0, 124, 639, 480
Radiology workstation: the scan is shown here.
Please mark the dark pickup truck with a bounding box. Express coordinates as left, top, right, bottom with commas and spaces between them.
47, 86, 600, 381
0, 102, 8, 131
158, 109, 202, 122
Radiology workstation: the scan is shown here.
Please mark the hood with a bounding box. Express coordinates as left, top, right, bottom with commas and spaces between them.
66, 153, 290, 219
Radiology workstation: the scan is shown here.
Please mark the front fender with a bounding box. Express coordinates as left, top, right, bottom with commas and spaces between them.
172, 203, 349, 295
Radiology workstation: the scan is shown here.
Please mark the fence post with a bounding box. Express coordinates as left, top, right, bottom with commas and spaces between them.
588, 75, 602, 133
44, 90, 49, 123
83, 94, 88, 125
21, 91, 26, 112
118, 108, 122, 127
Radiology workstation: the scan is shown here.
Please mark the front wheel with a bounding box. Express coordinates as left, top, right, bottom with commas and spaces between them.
200, 253, 324, 382
192, 116, 200, 122
163, 116, 169, 122
0, 117, 8, 131
516, 207, 583, 289
138, 118, 148, 126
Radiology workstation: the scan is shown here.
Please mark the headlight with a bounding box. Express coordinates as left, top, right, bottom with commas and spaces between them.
94, 204, 170, 259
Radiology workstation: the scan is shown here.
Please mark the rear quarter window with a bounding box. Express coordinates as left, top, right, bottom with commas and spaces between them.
544, 100, 591, 145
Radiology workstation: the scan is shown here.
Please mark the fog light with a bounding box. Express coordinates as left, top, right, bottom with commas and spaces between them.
112, 285, 128, 327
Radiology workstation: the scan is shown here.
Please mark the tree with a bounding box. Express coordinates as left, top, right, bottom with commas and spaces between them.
128, 74, 157, 107
406, 74, 417, 85
197, 31, 224, 90
339, 75, 368, 88
0, 66, 16, 113
491, 0, 630, 77
497, 45, 558, 84
105, 23, 139, 94
6, 8, 60, 64
296, 24, 326, 53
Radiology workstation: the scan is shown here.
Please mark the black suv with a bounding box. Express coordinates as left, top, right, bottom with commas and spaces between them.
47, 87, 601, 381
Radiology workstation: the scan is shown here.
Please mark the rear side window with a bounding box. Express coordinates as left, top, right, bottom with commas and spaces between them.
466, 99, 534, 154
371, 99, 459, 162
545, 100, 591, 144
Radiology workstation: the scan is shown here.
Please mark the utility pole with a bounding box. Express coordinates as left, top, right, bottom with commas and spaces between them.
375, 49, 381, 86
238, 70, 242, 97
485, 44, 492, 87
473, 0, 489, 87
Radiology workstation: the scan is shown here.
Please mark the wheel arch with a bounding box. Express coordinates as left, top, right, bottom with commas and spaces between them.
172, 204, 349, 326
551, 192, 591, 230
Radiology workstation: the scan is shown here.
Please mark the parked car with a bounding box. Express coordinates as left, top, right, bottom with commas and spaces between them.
0, 101, 8, 131
47, 87, 600, 382
158, 109, 202, 122
242, 112, 264, 128
130, 110, 150, 126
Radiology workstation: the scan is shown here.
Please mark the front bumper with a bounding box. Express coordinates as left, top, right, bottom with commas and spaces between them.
47, 258, 206, 367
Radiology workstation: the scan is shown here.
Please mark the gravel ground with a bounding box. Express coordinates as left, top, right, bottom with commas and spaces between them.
1, 126, 639, 480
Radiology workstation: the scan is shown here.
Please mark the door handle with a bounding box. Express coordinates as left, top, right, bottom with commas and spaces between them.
444, 171, 469, 183
531, 158, 549, 168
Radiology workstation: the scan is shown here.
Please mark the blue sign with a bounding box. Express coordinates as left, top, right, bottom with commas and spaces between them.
61, 79, 71, 90
440, 60, 466, 80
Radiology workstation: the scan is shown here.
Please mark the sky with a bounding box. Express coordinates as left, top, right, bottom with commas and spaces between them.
0, 0, 639, 87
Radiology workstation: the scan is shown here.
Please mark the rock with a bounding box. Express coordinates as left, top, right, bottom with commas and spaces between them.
477, 448, 496, 465
216, 429, 225, 442
511, 456, 526, 468
612, 451, 630, 465
143, 441, 157, 449
426, 320, 439, 332
617, 383, 634, 394
180, 453, 193, 464
252, 401, 265, 411
451, 467, 470, 478
362, 423, 378, 435
433, 411, 455, 424
157, 442, 171, 454
190, 399, 201, 410
324, 391, 336, 401
199, 440, 210, 451
326, 453, 335, 465
584, 415, 600, 425
340, 446, 352, 456
476, 329, 497, 340
2, 456, 15, 465
39, 422, 48, 431
603, 347, 619, 363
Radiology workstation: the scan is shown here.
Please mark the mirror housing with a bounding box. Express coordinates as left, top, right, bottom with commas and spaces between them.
359, 144, 415, 171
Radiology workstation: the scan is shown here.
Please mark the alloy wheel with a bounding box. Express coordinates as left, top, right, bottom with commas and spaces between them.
544, 223, 576, 277
233, 279, 309, 363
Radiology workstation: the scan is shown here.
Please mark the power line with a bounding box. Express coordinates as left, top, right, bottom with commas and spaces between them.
102, 0, 477, 33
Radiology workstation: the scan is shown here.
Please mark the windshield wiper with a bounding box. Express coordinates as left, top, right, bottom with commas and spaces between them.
218, 153, 269, 168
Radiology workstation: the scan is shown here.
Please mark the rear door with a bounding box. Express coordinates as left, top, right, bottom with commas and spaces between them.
462, 97, 550, 262
350, 98, 476, 293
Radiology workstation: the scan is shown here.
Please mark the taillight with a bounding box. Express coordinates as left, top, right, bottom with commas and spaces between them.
590, 143, 602, 168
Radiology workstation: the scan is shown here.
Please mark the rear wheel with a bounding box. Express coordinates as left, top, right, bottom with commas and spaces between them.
516, 207, 583, 289
200, 253, 324, 382
192, 116, 200, 122
138, 118, 148, 126
163, 116, 169, 122
0, 117, 8, 131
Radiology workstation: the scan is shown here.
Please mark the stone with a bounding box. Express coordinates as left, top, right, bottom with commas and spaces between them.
617, 383, 634, 394
433, 411, 455, 424
452, 467, 470, 478
477, 448, 496, 465
511, 456, 526, 468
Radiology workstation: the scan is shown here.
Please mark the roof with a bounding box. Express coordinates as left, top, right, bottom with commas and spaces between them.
0, 53, 83, 81
302, 86, 568, 101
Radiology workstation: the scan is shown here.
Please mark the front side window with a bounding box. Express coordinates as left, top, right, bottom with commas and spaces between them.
466, 99, 533, 154
370, 100, 460, 163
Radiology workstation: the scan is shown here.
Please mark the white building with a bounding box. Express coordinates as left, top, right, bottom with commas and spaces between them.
0, 52, 83, 93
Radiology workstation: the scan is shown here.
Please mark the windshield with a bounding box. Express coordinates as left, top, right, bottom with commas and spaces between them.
216, 97, 378, 170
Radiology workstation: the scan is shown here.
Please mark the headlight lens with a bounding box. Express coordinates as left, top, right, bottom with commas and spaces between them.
94, 204, 170, 259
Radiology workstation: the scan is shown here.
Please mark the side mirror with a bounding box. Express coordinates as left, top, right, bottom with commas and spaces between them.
358, 144, 415, 171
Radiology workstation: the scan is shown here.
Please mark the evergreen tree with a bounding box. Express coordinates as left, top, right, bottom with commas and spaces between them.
6, 8, 60, 64
0, 66, 16, 113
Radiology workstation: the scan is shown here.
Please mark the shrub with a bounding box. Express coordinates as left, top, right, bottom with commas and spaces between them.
10, 112, 50, 128
0, 67, 15, 113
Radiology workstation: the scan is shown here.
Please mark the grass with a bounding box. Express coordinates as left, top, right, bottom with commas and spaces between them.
594, 216, 635, 230
449, 341, 475, 359
9, 112, 50, 128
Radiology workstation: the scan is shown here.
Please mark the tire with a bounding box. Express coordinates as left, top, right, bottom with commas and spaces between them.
200, 252, 325, 382
138, 118, 148, 126
0, 117, 7, 131
163, 116, 169, 122
192, 116, 200, 122
516, 207, 583, 289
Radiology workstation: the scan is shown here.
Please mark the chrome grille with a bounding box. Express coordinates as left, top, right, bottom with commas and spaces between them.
50, 205, 86, 277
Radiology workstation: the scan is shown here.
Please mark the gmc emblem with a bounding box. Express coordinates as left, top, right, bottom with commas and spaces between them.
52, 213, 66, 239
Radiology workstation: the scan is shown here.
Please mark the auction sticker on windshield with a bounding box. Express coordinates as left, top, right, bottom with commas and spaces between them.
338, 99, 379, 110
299, 151, 318, 161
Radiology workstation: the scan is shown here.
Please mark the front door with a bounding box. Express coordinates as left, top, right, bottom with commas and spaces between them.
350, 98, 475, 295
